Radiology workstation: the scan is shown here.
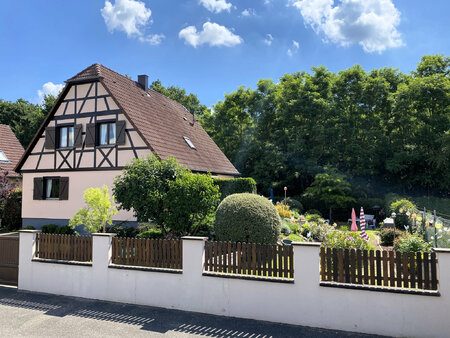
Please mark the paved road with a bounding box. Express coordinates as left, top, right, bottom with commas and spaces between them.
0, 285, 382, 337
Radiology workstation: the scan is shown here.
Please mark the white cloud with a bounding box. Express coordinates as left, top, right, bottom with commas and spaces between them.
241, 8, 256, 17
264, 34, 274, 46
37, 82, 64, 103
101, 0, 164, 45
199, 0, 232, 13
138, 34, 165, 45
179, 22, 242, 48
291, 0, 403, 53
287, 40, 299, 56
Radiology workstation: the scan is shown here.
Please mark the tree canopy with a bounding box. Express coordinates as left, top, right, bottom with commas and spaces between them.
202, 54, 450, 199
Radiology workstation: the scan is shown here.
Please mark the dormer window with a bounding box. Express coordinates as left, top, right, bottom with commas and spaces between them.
58, 126, 74, 148
183, 136, 196, 150
0, 150, 9, 163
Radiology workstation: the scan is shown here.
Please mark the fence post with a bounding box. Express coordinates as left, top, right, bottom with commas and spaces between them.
91, 233, 116, 299
18, 230, 40, 290
292, 242, 321, 288
433, 248, 450, 296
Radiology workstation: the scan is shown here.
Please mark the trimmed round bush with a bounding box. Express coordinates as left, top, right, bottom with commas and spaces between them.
214, 193, 281, 244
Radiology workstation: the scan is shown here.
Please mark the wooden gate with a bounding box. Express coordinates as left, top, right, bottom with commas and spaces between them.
0, 235, 19, 285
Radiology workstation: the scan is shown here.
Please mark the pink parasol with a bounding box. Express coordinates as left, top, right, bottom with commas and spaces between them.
351, 208, 358, 232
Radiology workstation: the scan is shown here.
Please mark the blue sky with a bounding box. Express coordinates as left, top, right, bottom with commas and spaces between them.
0, 0, 449, 107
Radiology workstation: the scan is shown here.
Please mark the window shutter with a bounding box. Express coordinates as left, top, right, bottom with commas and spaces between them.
44, 127, 56, 149
85, 123, 96, 147
33, 177, 43, 200
74, 124, 83, 147
116, 120, 126, 145
59, 177, 69, 200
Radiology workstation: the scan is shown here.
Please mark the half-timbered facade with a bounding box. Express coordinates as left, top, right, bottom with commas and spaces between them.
16, 64, 238, 228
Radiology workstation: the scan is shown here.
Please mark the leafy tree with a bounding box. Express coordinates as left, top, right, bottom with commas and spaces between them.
303, 170, 356, 220
114, 155, 220, 236
69, 185, 118, 233
0, 94, 56, 147
113, 155, 188, 234
164, 173, 220, 235
150, 80, 210, 118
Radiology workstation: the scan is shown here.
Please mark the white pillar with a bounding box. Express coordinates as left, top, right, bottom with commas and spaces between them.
434, 248, 450, 297
292, 241, 321, 288
181, 236, 207, 277
91, 233, 115, 300
18, 230, 40, 290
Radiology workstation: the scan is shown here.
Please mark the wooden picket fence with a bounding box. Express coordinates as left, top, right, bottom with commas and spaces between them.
320, 247, 438, 290
204, 241, 294, 279
111, 237, 182, 270
35, 233, 92, 262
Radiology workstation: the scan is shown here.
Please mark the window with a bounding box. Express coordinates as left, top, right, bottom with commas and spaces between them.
44, 178, 60, 200
99, 122, 116, 145
0, 150, 8, 163
58, 126, 74, 148
183, 136, 196, 149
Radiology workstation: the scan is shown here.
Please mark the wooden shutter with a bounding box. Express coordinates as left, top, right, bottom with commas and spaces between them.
74, 124, 83, 147
33, 178, 43, 200
59, 177, 69, 200
85, 123, 96, 147
44, 127, 56, 149
116, 120, 126, 145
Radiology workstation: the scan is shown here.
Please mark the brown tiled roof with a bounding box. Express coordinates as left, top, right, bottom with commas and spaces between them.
0, 124, 24, 177
19, 63, 238, 175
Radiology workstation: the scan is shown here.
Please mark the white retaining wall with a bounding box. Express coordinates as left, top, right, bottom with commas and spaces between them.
18, 231, 450, 337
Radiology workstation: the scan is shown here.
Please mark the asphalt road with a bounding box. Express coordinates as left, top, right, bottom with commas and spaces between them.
0, 285, 383, 337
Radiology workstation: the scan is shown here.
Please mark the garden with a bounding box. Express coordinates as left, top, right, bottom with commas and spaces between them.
1, 155, 446, 256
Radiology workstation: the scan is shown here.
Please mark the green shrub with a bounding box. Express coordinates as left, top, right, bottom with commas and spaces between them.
22, 225, 36, 230
214, 178, 257, 200
288, 221, 298, 234
41, 224, 58, 234
299, 219, 335, 242
306, 209, 322, 217
40, 224, 73, 234
394, 233, 432, 252
214, 193, 281, 244
379, 228, 400, 246
286, 234, 305, 242
285, 197, 303, 213
322, 230, 373, 250
280, 221, 291, 236
136, 228, 164, 239
2, 188, 22, 231
305, 213, 323, 222
107, 224, 138, 238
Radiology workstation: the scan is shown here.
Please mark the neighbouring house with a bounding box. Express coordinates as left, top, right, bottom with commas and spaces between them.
0, 124, 24, 185
15, 64, 239, 228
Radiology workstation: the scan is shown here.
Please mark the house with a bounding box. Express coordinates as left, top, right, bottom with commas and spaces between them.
0, 124, 24, 185
15, 64, 238, 228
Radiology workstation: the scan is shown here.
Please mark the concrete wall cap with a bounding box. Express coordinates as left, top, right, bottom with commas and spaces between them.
181, 236, 208, 241
433, 248, 450, 254
291, 241, 321, 247
19, 229, 41, 233
92, 233, 117, 237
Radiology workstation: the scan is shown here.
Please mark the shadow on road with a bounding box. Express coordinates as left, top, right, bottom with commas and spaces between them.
0, 286, 379, 337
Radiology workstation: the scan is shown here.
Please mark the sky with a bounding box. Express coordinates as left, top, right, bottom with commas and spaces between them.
0, 0, 449, 107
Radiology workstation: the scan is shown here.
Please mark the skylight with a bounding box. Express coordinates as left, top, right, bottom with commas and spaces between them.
183, 136, 196, 150
0, 150, 9, 163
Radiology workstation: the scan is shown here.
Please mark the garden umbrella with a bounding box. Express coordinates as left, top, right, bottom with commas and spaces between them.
351, 208, 358, 232
359, 207, 370, 242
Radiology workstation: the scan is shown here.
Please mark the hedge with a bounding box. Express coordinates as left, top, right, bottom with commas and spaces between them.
2, 189, 22, 231
214, 177, 256, 200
